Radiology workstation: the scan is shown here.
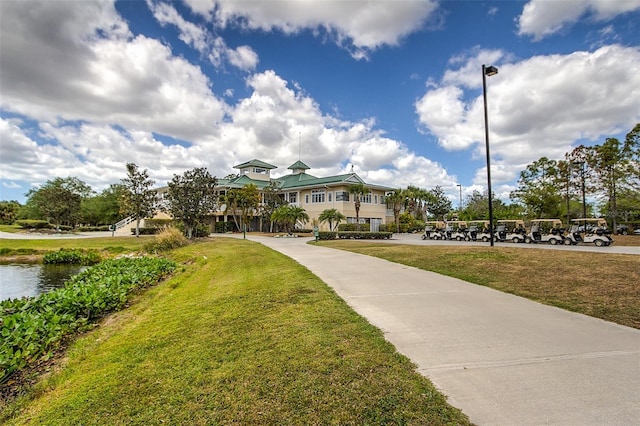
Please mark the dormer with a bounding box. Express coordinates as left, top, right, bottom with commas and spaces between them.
233, 159, 277, 182
288, 160, 310, 175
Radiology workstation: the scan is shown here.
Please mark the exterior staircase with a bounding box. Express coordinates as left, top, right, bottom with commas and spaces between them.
113, 216, 136, 236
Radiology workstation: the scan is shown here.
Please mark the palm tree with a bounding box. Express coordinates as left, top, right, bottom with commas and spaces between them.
271, 205, 309, 233
318, 208, 346, 231
348, 182, 369, 230
385, 189, 405, 233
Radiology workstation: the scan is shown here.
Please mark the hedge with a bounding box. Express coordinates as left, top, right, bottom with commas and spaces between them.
337, 223, 371, 232
318, 231, 392, 240
15, 220, 51, 230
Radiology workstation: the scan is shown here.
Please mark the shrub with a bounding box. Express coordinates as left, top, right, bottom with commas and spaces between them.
76, 225, 111, 232
318, 231, 337, 240
318, 231, 392, 240
337, 231, 392, 240
215, 222, 235, 233
144, 218, 173, 229
337, 223, 370, 232
43, 249, 102, 265
15, 220, 51, 230
144, 227, 190, 253
131, 227, 161, 235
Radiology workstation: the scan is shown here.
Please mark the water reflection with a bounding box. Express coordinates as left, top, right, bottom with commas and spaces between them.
0, 264, 86, 301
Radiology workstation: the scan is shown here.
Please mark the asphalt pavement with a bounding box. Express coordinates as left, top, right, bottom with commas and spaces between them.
240, 234, 640, 425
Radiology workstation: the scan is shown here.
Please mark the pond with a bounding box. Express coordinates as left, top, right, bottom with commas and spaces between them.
0, 264, 87, 302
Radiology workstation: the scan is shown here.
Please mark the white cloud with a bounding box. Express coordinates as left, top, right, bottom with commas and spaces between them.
518, 0, 640, 40
185, 0, 439, 58
146, 0, 259, 71
0, 0, 462, 201
0, 0, 228, 142
227, 45, 259, 71
416, 44, 640, 185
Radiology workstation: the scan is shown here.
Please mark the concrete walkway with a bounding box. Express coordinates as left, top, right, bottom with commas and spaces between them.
241, 235, 640, 426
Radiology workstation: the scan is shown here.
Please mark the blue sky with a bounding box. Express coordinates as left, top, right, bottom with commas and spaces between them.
1, 0, 639, 205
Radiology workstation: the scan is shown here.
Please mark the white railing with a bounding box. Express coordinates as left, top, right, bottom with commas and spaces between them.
114, 216, 135, 230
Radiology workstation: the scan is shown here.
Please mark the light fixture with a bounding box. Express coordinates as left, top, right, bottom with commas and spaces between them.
482, 64, 498, 246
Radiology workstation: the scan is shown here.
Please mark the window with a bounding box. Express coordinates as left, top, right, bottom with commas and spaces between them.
328, 192, 332, 203
374, 195, 378, 204
311, 189, 325, 203
362, 192, 372, 204
288, 192, 297, 203
305, 194, 309, 204
336, 191, 350, 201
253, 167, 268, 175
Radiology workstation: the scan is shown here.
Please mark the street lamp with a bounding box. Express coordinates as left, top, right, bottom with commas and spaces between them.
456, 184, 462, 211
482, 64, 498, 246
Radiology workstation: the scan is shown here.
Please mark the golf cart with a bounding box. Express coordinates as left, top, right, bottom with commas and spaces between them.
496, 220, 527, 243
564, 218, 613, 247
525, 219, 565, 245
443, 221, 468, 241
465, 220, 493, 242
422, 221, 446, 240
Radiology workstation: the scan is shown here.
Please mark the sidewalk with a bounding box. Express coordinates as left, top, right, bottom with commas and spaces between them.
243, 235, 640, 425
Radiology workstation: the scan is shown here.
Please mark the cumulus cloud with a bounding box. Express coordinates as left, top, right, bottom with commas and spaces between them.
415, 44, 640, 185
146, 0, 259, 71
0, 0, 458, 201
0, 0, 227, 142
518, 0, 640, 40
184, 0, 439, 58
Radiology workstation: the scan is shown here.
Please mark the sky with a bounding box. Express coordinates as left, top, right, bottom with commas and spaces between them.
1, 0, 639, 205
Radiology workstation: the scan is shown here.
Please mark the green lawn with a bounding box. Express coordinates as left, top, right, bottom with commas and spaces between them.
2, 239, 469, 425
0, 236, 151, 260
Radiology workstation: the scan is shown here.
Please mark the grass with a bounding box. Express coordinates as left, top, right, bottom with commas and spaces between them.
2, 239, 469, 425
318, 241, 640, 330
0, 236, 151, 262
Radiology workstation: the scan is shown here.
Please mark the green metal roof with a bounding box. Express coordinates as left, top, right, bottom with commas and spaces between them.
233, 159, 278, 170
287, 160, 310, 170
276, 173, 367, 189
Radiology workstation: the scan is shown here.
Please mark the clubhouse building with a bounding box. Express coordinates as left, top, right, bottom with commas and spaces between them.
157, 159, 395, 232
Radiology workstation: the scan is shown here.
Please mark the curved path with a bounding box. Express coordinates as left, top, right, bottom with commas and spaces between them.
240, 235, 640, 425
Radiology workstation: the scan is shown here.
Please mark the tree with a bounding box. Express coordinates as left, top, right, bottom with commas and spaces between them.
236, 184, 261, 232
166, 167, 217, 239
384, 189, 405, 233
0, 200, 21, 224
586, 137, 632, 233
271, 205, 309, 233
509, 157, 563, 218
624, 123, 640, 190
404, 185, 429, 220
221, 185, 261, 232
318, 208, 346, 231
425, 186, 452, 220
120, 163, 157, 237
348, 182, 369, 230
25, 177, 93, 230
260, 181, 286, 232
81, 184, 124, 226
221, 189, 241, 232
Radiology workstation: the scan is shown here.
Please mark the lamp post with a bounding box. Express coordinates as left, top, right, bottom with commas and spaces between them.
482, 64, 498, 246
456, 184, 462, 212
